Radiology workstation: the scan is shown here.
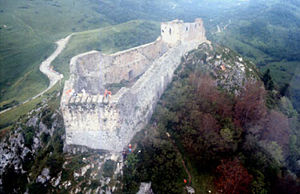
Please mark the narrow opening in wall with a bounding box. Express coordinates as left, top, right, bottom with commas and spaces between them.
162, 29, 164, 33
186, 27, 188, 31
128, 70, 134, 80
169, 28, 172, 35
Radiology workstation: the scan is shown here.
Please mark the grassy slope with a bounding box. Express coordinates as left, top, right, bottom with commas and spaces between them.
0, 81, 62, 130
0, 0, 113, 106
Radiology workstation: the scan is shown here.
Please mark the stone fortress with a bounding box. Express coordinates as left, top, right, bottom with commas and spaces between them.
61, 18, 208, 152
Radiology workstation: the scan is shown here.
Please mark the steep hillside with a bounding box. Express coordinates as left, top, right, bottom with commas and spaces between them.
182, 43, 259, 93
122, 43, 300, 193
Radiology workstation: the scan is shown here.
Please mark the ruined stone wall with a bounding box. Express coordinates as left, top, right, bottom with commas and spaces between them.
72, 51, 104, 95
115, 41, 206, 149
61, 18, 208, 152
103, 38, 169, 84
63, 93, 121, 150
68, 39, 169, 96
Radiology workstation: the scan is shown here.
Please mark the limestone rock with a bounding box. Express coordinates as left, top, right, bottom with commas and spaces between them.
137, 182, 153, 194
36, 168, 50, 184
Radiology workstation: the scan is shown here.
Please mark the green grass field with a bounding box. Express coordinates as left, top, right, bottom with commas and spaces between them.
0, 0, 114, 108
0, 81, 62, 130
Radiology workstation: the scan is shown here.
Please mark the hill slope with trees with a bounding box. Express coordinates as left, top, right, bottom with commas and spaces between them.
121, 43, 300, 193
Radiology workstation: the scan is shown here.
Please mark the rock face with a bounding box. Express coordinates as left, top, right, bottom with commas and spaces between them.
0, 102, 63, 192
61, 18, 208, 152
137, 182, 153, 194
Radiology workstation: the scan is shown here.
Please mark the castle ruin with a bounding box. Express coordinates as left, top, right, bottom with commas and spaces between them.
61, 18, 208, 152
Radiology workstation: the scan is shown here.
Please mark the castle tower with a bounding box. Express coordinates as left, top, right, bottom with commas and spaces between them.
161, 18, 205, 45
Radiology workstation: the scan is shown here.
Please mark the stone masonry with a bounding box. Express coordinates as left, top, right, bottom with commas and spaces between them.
61, 18, 208, 152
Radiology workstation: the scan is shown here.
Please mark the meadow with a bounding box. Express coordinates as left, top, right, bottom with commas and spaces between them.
0, 0, 114, 108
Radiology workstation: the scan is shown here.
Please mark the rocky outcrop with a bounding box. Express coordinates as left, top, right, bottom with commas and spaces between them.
61, 18, 208, 152
182, 43, 258, 93
0, 102, 64, 192
137, 182, 153, 194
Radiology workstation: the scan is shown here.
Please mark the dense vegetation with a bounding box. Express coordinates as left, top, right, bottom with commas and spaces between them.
121, 46, 300, 193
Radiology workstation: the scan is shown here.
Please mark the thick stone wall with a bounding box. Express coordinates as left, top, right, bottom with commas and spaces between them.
61, 18, 208, 152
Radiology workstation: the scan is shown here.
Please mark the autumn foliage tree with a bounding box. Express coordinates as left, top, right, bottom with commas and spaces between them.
189, 73, 233, 117
234, 82, 267, 128
261, 110, 290, 153
177, 74, 237, 164
215, 158, 253, 194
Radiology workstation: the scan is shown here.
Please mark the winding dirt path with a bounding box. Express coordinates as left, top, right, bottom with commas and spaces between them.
0, 34, 72, 115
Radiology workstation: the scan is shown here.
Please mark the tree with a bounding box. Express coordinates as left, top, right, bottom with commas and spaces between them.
234, 82, 267, 127
272, 174, 300, 194
259, 140, 284, 164
2, 164, 27, 193
189, 73, 233, 117
280, 83, 290, 97
215, 158, 253, 194
251, 170, 268, 194
279, 96, 297, 118
261, 110, 290, 154
262, 69, 274, 91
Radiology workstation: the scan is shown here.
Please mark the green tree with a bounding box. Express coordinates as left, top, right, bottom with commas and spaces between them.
262, 69, 274, 91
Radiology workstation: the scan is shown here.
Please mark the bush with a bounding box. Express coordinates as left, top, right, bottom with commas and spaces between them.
24, 126, 35, 148
102, 160, 117, 177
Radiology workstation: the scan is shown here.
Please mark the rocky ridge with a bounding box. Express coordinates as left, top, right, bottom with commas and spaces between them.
181, 43, 259, 93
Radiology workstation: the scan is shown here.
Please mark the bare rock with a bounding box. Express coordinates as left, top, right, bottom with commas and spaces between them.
137, 182, 153, 194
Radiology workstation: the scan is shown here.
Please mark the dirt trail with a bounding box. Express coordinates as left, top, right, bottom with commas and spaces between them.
0, 34, 72, 115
